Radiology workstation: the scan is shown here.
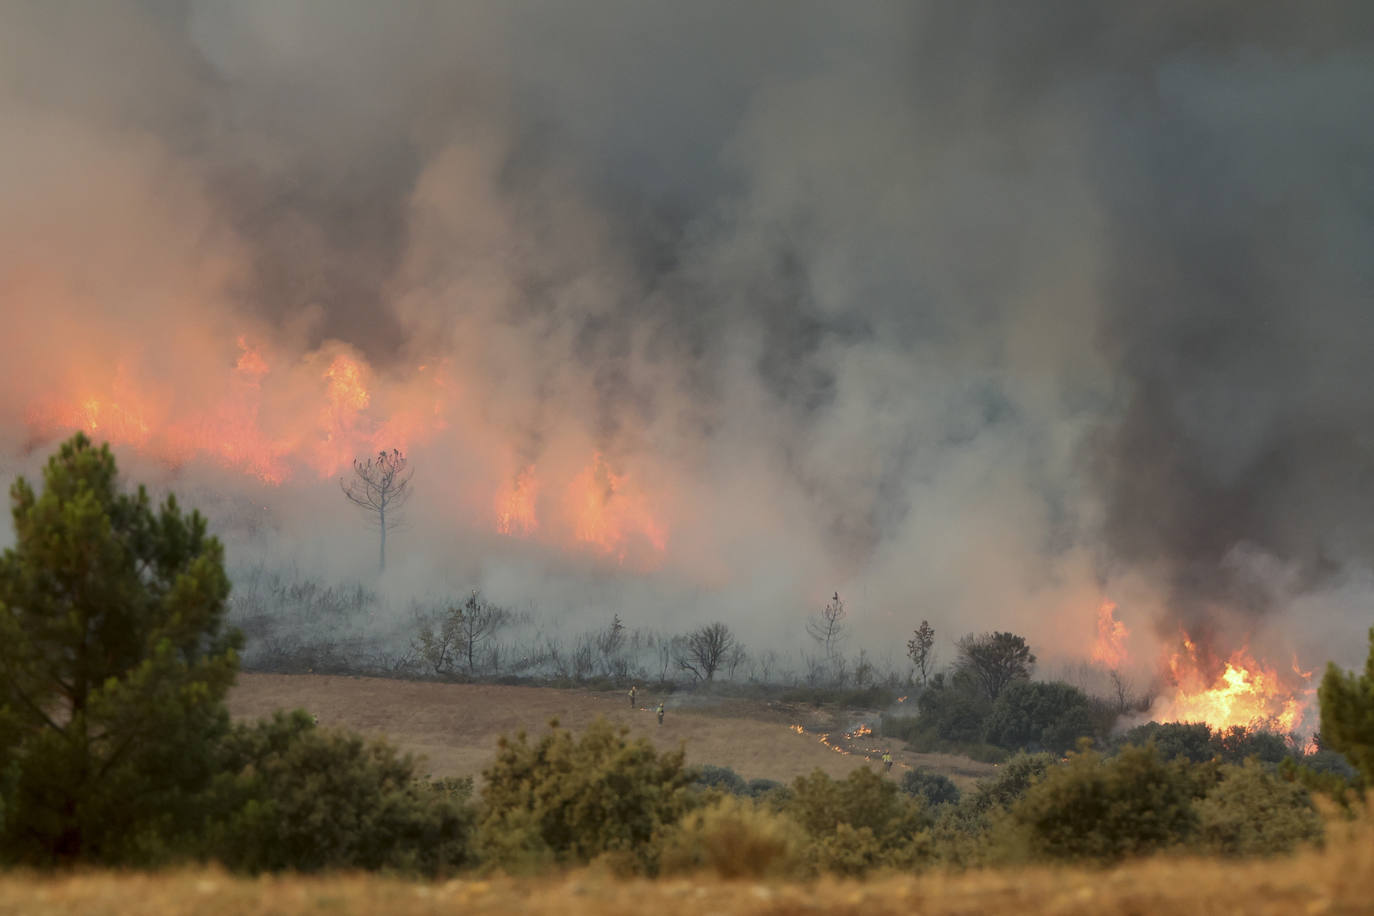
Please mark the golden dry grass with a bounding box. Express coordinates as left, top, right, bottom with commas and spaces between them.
2, 823, 1370, 916
228, 673, 997, 787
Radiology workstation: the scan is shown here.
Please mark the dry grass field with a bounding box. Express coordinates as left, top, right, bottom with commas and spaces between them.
1, 821, 1370, 916
227, 673, 997, 787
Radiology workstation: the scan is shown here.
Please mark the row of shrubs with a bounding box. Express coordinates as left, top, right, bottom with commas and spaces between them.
58, 711, 1352, 879
691, 745, 1351, 875
882, 673, 1119, 759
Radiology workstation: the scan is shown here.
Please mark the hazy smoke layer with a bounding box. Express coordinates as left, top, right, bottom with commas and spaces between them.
2, 1, 1371, 668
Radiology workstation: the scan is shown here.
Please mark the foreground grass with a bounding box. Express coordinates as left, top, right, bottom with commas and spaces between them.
3, 822, 1370, 916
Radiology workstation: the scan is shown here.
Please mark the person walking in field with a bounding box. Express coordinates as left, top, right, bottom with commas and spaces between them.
656, 701, 665, 725
629, 684, 638, 707
882, 750, 893, 773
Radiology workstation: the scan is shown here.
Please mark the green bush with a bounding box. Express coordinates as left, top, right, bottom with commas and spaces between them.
477, 718, 694, 874
982, 680, 1099, 753
901, 769, 961, 808
1000, 743, 1200, 863
1118, 721, 1217, 763
658, 796, 805, 879
1319, 626, 1374, 786
203, 710, 475, 875
927, 752, 1054, 865
1193, 761, 1323, 856
778, 685, 900, 708
693, 765, 786, 801
696, 764, 748, 795
785, 767, 931, 874
1213, 725, 1291, 764
915, 673, 992, 744
882, 710, 1009, 763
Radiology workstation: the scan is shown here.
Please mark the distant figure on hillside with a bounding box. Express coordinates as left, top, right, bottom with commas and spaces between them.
656, 701, 665, 725
629, 685, 638, 707
882, 750, 893, 773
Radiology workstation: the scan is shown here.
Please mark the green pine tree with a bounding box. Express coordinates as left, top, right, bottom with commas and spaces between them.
0, 433, 240, 864
1318, 626, 1374, 787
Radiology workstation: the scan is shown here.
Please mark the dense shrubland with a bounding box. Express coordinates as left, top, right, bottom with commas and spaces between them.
1, 435, 1369, 881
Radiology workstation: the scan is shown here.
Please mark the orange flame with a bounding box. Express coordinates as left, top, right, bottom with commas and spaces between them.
24, 337, 677, 559
566, 452, 666, 562
496, 466, 540, 536
1090, 600, 1129, 669
1153, 633, 1311, 734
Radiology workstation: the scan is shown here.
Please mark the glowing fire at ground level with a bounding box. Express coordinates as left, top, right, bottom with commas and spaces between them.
1094, 603, 1315, 738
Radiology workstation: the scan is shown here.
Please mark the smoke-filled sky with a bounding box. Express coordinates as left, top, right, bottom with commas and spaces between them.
2, 1, 1372, 669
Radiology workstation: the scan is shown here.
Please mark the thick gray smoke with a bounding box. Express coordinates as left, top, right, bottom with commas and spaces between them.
1, 1, 1371, 669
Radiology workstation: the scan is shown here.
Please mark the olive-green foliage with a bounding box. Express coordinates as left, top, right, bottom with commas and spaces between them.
0, 434, 240, 865
913, 671, 993, 744
1193, 761, 1323, 856
1319, 626, 1374, 786
983, 680, 1100, 753
658, 795, 805, 879
901, 769, 960, 809
694, 765, 783, 800
954, 631, 1036, 701
1117, 721, 1216, 763
478, 718, 694, 873
1119, 722, 1302, 767
1001, 743, 1201, 863
1212, 725, 1292, 765
786, 767, 931, 874
956, 752, 1056, 821
928, 752, 1054, 865
1278, 755, 1362, 814
203, 710, 474, 875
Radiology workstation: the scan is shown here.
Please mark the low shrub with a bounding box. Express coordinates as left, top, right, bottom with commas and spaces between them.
477, 718, 695, 874
658, 796, 805, 879
786, 767, 931, 874
880, 715, 1009, 764
203, 710, 475, 875
901, 769, 961, 809
999, 743, 1200, 863
1193, 761, 1323, 856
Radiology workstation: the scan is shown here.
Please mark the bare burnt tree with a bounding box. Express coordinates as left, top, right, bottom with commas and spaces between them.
595, 613, 627, 676
955, 631, 1036, 701
413, 591, 510, 676
452, 591, 510, 675
340, 449, 414, 572
907, 620, 936, 686
807, 592, 849, 661
1108, 668, 1135, 715
677, 621, 737, 682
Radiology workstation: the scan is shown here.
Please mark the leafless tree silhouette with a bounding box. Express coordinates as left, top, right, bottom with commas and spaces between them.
340, 449, 414, 572
807, 592, 849, 661
677, 621, 738, 682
